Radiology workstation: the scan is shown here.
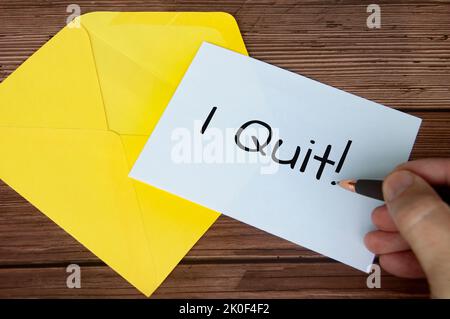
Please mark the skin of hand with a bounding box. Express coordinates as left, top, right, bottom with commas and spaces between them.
364, 158, 450, 298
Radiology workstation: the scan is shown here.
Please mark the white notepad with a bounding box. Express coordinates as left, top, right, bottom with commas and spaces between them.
130, 42, 421, 272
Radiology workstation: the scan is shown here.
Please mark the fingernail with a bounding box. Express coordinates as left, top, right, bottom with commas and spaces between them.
383, 170, 414, 202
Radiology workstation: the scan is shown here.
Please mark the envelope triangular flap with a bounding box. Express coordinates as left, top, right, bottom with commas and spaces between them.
80, 11, 247, 135
119, 134, 221, 290
0, 127, 158, 294
0, 26, 107, 130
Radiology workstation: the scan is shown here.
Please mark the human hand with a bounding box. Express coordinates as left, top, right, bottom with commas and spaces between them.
364, 158, 450, 298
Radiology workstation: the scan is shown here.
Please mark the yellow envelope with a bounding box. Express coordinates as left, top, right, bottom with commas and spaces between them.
0, 12, 247, 296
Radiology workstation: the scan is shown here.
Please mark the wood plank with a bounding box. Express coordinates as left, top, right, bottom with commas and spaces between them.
0, 1, 449, 109
0, 263, 428, 298
0, 111, 448, 266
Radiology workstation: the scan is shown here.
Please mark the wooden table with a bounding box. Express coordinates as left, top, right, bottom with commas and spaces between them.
0, 0, 449, 298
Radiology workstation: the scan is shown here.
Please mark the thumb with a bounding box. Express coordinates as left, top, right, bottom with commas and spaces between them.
383, 170, 450, 298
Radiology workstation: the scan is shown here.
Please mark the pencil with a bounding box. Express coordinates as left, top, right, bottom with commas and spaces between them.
338, 179, 450, 204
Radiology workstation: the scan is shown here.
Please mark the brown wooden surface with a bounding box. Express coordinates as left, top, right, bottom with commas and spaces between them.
0, 0, 449, 298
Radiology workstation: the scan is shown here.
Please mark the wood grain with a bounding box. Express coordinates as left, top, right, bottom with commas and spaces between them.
0, 0, 449, 298
0, 264, 429, 298
1, 1, 449, 109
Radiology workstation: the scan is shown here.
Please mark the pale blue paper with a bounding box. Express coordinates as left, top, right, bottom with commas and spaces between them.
130, 42, 422, 272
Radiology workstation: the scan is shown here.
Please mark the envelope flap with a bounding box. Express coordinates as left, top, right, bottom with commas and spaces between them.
80, 12, 247, 135
0, 26, 107, 130
120, 135, 219, 287
0, 127, 157, 295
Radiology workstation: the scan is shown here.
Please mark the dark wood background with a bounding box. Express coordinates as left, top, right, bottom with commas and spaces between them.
1, 0, 449, 298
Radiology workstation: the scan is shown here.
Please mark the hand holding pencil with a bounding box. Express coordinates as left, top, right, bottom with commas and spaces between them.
341, 158, 450, 298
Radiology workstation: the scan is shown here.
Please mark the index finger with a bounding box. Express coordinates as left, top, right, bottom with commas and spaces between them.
394, 158, 450, 186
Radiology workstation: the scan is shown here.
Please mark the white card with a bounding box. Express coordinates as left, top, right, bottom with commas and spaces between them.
130, 42, 422, 272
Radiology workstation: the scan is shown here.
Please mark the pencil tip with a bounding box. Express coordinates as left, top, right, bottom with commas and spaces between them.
338, 179, 356, 192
